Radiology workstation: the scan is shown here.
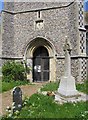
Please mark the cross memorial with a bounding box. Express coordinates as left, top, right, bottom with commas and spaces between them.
57, 36, 79, 97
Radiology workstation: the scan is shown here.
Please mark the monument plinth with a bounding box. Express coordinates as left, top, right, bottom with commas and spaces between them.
55, 37, 79, 101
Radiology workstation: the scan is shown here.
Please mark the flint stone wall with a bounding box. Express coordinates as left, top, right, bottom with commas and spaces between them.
2, 2, 83, 81
56, 58, 79, 81
2, 2, 78, 57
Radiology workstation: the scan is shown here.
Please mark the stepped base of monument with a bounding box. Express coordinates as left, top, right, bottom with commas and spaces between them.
56, 91, 80, 98
58, 75, 78, 96
55, 92, 87, 104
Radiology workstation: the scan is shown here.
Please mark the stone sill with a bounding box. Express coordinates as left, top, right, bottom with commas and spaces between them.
57, 55, 88, 59
79, 27, 86, 32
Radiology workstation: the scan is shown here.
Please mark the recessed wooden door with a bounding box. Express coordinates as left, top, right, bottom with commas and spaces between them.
33, 46, 49, 82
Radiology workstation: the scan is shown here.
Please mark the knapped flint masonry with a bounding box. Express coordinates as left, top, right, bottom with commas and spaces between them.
1, 1, 88, 82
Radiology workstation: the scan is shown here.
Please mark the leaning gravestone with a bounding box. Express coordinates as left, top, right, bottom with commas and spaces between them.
12, 87, 22, 112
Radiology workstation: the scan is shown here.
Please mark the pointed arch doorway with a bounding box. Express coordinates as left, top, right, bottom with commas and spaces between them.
33, 46, 49, 82
25, 37, 56, 82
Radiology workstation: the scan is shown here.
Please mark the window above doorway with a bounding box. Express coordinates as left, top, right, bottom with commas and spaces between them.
35, 11, 44, 30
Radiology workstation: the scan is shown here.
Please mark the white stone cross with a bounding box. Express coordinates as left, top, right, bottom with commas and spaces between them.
63, 36, 72, 76
56, 36, 79, 97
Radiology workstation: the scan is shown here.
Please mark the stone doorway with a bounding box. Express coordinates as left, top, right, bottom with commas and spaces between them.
33, 46, 49, 82
25, 37, 56, 82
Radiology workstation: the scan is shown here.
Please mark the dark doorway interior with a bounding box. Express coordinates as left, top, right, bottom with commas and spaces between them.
33, 46, 49, 82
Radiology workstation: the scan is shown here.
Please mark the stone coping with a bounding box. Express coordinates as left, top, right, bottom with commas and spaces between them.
2, 2, 74, 14
0, 55, 88, 60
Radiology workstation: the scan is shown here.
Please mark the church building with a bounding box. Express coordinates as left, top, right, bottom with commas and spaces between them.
1, 0, 88, 82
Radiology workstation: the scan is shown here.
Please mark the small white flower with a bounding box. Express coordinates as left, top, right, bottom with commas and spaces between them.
12, 106, 16, 109
12, 102, 15, 106
32, 103, 34, 106
42, 91, 47, 95
8, 110, 11, 113
6, 106, 10, 110
15, 110, 19, 115
73, 103, 76, 106
25, 99, 29, 102
82, 114, 85, 117
85, 111, 88, 114
37, 88, 41, 93
24, 102, 27, 105
18, 104, 22, 108
6, 109, 8, 112
38, 97, 40, 100
8, 113, 12, 117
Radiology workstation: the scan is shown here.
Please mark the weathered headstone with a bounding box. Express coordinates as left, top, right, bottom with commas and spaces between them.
12, 87, 22, 112
56, 36, 79, 98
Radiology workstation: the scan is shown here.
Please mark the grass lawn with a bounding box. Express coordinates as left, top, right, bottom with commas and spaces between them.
41, 80, 88, 94
2, 81, 88, 119
0, 80, 30, 93
41, 81, 59, 92
76, 80, 88, 94
5, 93, 87, 119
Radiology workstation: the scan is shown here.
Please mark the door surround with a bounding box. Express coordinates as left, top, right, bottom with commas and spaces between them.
25, 37, 56, 82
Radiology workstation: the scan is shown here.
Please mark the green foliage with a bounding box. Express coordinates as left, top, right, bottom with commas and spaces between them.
5, 93, 87, 119
2, 61, 26, 82
23, 60, 32, 74
76, 80, 88, 94
41, 82, 59, 92
40, 81, 88, 94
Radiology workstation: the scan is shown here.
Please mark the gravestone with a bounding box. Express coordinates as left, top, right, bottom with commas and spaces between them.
56, 36, 79, 98
12, 87, 22, 112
